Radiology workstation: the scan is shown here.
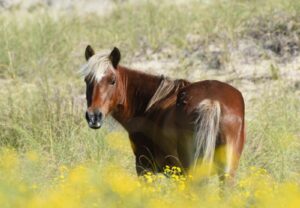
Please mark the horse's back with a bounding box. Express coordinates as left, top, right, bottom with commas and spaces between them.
178, 80, 244, 116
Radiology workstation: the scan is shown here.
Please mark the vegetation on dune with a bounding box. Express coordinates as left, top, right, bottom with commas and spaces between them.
1, 0, 300, 79
0, 0, 300, 207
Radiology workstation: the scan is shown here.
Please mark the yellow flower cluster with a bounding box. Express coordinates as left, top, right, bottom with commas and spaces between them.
0, 148, 299, 208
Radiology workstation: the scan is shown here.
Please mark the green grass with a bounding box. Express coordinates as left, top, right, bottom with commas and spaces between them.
241, 83, 300, 181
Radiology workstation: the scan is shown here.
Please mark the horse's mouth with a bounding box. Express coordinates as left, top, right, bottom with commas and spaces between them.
88, 121, 102, 129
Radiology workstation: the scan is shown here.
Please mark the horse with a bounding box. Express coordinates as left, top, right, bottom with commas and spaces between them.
81, 45, 245, 185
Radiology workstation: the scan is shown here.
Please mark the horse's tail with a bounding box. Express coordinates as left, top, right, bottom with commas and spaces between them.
193, 99, 221, 170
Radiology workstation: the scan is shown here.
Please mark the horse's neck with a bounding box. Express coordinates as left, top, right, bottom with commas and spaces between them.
112, 66, 162, 129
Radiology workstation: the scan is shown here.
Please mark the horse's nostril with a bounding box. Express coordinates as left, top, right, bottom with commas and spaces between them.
85, 111, 90, 121
86, 111, 94, 123
98, 113, 103, 121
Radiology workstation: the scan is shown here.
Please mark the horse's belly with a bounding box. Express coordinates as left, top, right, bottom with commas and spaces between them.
151, 109, 195, 171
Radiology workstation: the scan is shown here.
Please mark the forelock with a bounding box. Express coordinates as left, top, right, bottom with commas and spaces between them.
81, 51, 114, 82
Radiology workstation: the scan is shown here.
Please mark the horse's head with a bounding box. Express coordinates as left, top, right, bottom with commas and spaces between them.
82, 45, 122, 129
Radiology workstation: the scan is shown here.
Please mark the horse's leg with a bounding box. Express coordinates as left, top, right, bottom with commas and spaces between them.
214, 134, 227, 185
135, 148, 185, 176
163, 151, 186, 174
129, 133, 156, 176
216, 116, 245, 188
135, 153, 156, 176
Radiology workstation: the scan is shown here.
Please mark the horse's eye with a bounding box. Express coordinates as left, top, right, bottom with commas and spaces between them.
110, 78, 116, 85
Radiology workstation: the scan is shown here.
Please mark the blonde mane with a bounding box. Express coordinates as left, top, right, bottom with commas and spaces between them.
146, 77, 175, 111
146, 77, 189, 111
80, 51, 114, 82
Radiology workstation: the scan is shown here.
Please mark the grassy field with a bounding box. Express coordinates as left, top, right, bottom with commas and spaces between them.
0, 0, 300, 207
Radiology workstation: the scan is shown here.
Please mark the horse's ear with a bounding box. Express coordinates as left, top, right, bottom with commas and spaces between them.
85, 45, 95, 61
109, 47, 121, 69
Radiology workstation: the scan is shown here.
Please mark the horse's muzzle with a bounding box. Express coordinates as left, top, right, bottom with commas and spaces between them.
85, 110, 103, 129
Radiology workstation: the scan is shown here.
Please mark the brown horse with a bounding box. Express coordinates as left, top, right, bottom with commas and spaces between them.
82, 46, 245, 185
